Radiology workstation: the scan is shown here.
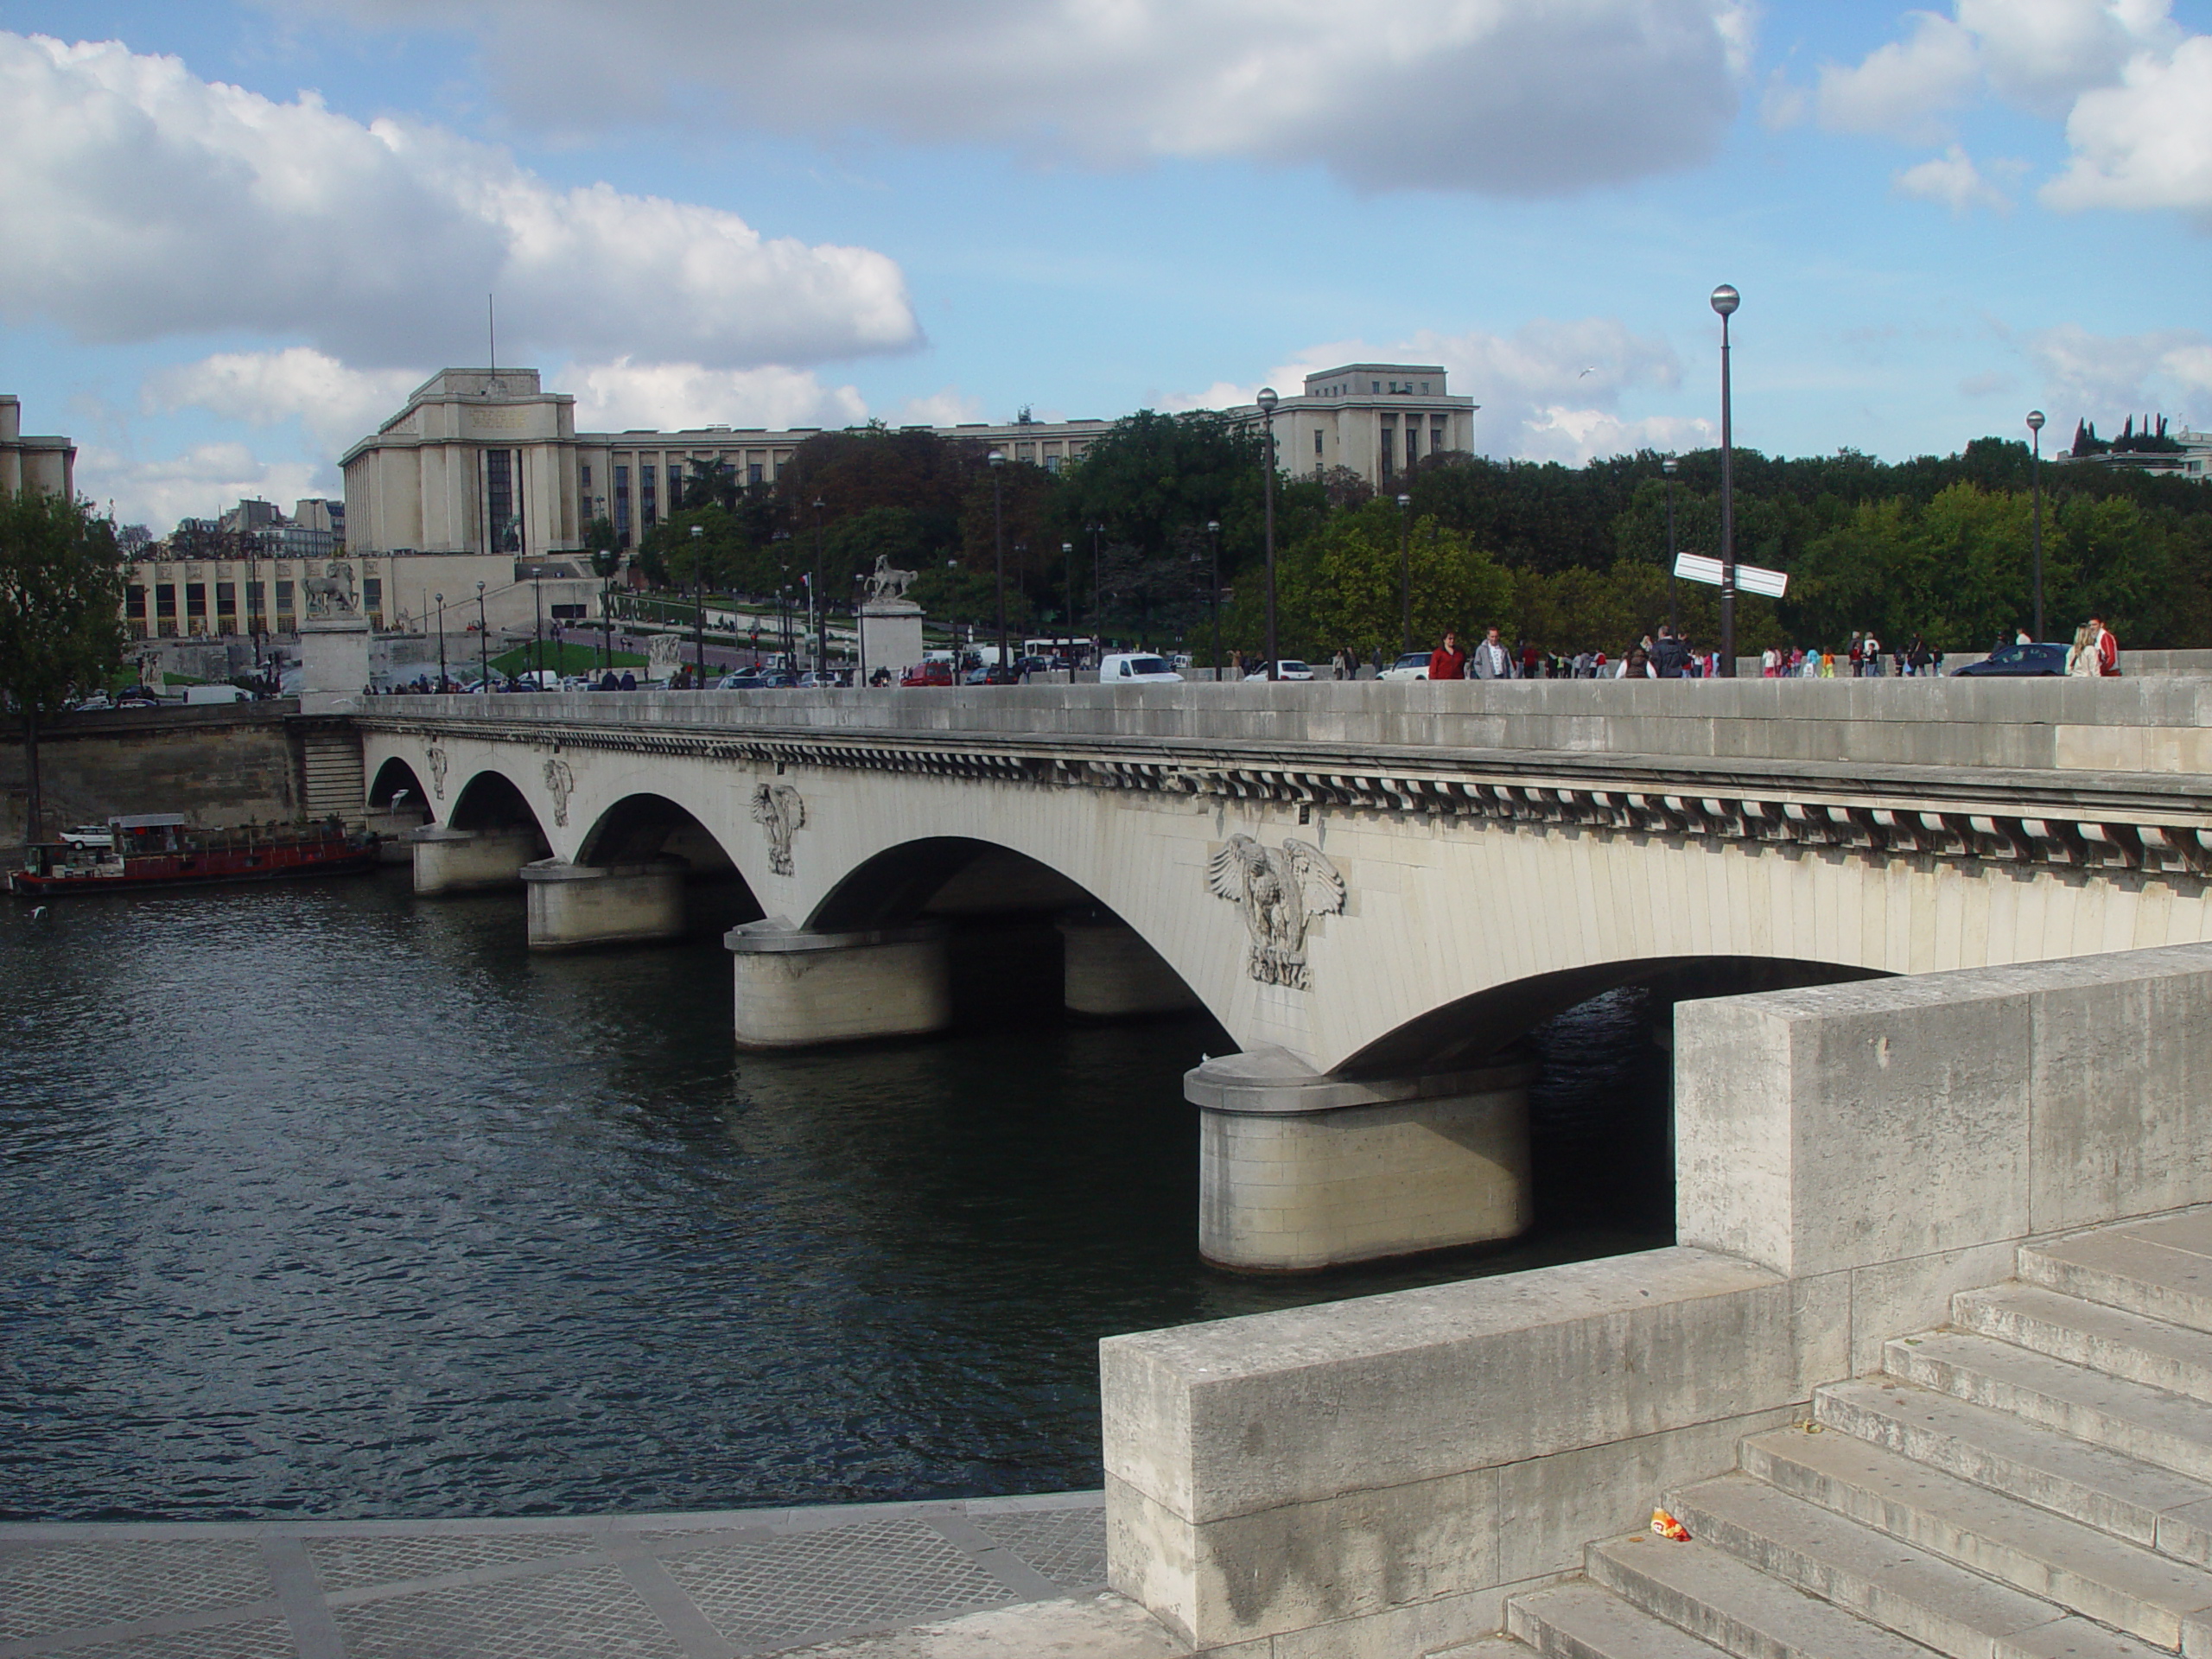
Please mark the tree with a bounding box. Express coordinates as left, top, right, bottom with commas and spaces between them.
1295, 499, 1513, 661
1, 490, 126, 844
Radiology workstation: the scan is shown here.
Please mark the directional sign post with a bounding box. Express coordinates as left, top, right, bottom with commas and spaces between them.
1675, 551, 1787, 600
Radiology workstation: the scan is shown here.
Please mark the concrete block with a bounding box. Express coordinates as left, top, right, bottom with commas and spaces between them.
725, 920, 951, 1047
521, 858, 685, 950
408, 824, 538, 893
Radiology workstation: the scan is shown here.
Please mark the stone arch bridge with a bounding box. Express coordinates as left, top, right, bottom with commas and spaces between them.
354, 680, 2212, 1269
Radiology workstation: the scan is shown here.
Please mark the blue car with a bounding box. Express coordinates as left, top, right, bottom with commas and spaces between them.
1952, 643, 2067, 677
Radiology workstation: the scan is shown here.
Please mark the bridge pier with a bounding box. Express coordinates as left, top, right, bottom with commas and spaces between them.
521, 859, 687, 950
1186, 1049, 1537, 1271
724, 920, 952, 1048
405, 825, 539, 894
1057, 917, 1202, 1018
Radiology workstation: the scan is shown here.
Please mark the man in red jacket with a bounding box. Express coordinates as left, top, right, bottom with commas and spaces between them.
1429, 630, 1467, 680
2091, 614, 2120, 676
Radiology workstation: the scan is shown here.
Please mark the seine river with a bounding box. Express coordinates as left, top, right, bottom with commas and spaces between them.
0, 871, 1669, 1521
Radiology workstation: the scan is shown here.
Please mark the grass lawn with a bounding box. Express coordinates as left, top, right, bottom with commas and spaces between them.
489, 640, 649, 677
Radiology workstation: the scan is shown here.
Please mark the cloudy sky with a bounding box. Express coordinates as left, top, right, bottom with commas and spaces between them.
1, 0, 2207, 529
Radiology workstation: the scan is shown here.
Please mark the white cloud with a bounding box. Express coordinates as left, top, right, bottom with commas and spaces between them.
142, 349, 423, 449
2042, 35, 2212, 217
1894, 145, 2013, 213
0, 32, 917, 367
1813, 12, 1982, 141
294, 0, 1753, 196
890, 388, 986, 428
1167, 319, 1700, 462
2022, 323, 2212, 422
565, 360, 868, 433
76, 442, 326, 531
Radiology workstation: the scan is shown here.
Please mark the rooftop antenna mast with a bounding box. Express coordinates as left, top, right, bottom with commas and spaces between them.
486, 294, 496, 378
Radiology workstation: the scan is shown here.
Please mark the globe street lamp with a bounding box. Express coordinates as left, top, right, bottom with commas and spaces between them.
811, 495, 827, 672
988, 450, 1008, 678
475, 580, 487, 689
2027, 410, 2047, 641
1711, 283, 1741, 676
1257, 387, 1279, 680
1396, 493, 1413, 655
1207, 519, 1222, 678
1086, 520, 1105, 649
435, 592, 448, 691
1061, 541, 1074, 658
1662, 455, 1680, 637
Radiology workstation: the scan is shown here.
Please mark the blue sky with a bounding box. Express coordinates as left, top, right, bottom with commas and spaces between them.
1, 0, 2207, 530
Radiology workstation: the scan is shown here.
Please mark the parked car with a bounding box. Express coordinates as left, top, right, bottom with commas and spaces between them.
71, 692, 114, 712
1379, 652, 1432, 681
1269, 659, 1316, 681
798, 670, 848, 689
900, 660, 955, 687
963, 664, 1020, 684
716, 670, 768, 690
116, 686, 164, 708
1951, 642, 2068, 677
1097, 652, 1184, 683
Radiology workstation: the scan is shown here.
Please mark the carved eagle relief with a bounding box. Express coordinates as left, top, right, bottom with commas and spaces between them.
1206, 834, 1346, 989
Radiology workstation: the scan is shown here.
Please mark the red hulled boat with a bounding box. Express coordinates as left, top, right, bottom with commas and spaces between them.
9, 813, 379, 897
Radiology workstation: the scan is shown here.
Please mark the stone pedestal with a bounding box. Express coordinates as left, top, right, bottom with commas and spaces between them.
522, 859, 687, 950
407, 825, 539, 895
365, 806, 430, 864
1058, 918, 1202, 1017
1185, 1047, 1538, 1271
724, 918, 951, 1048
858, 599, 925, 683
298, 616, 372, 714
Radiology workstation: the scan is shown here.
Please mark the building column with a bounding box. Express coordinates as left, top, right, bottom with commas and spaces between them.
406, 824, 538, 895
1058, 917, 1202, 1018
521, 858, 686, 950
725, 919, 952, 1049
1186, 1048, 1538, 1271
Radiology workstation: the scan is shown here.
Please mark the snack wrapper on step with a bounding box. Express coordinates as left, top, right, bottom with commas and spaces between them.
1650, 1507, 1691, 1541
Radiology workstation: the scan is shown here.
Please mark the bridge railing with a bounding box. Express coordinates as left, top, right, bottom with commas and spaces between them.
364, 677, 2212, 778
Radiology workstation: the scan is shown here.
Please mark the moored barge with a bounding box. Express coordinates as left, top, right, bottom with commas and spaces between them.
9, 813, 379, 897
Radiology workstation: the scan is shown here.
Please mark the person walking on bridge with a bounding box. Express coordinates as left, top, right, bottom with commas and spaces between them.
1471, 626, 1511, 679
1428, 630, 1467, 680
2090, 615, 2120, 676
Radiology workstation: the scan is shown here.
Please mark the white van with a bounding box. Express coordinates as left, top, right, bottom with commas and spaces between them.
1098, 652, 1184, 683
182, 683, 250, 704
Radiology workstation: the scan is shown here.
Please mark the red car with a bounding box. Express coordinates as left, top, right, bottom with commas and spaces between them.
899, 660, 954, 687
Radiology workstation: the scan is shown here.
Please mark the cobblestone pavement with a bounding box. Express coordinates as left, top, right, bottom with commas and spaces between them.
0, 1493, 1134, 1658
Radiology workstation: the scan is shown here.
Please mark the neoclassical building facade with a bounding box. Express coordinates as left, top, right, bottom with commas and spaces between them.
1, 395, 75, 499
339, 362, 1480, 560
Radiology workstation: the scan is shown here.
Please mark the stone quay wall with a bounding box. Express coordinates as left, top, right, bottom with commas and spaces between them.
1100, 943, 2212, 1654
0, 702, 304, 847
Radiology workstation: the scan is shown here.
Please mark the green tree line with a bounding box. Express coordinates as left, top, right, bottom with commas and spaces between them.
616, 416, 2212, 660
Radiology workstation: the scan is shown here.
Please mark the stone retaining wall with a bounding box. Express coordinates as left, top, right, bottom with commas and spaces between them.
0, 702, 304, 846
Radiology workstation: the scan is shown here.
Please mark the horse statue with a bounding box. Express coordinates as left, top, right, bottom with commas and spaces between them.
301, 562, 358, 619
866, 554, 918, 602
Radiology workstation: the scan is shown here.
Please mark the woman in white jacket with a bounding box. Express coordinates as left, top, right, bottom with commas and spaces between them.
1615, 645, 1658, 679
2065, 623, 2100, 677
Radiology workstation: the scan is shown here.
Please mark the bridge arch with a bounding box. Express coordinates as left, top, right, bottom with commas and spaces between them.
368, 755, 431, 813
1336, 954, 1887, 1078
577, 791, 744, 875
448, 766, 553, 846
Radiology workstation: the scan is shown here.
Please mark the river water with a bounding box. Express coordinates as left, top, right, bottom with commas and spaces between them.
0, 872, 1669, 1522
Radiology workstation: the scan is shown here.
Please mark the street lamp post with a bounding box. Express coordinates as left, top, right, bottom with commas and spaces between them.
475, 581, 487, 689
1662, 456, 1680, 637
2027, 410, 2047, 641
1207, 519, 1222, 678
1396, 493, 1413, 655
435, 593, 447, 691
1257, 387, 1279, 680
533, 571, 544, 688
1711, 284, 1741, 676
811, 495, 826, 672
1087, 521, 1104, 647
988, 450, 1008, 677
1061, 541, 1074, 658
690, 523, 706, 686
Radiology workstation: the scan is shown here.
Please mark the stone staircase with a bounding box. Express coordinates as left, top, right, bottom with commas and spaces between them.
1490, 1211, 2212, 1659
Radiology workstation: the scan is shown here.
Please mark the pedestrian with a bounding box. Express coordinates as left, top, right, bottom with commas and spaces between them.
1471, 626, 1513, 680
1519, 639, 1541, 679
1907, 635, 1932, 677
1848, 632, 1864, 676
1761, 645, 1780, 678
2065, 622, 2098, 677
1861, 631, 1882, 677
1651, 626, 1688, 679
1429, 630, 1468, 680
1615, 645, 1657, 679
2090, 614, 2120, 676
620, 670, 637, 690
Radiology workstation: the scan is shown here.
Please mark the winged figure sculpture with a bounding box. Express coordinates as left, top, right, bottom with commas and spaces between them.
751, 783, 806, 876
1206, 834, 1346, 989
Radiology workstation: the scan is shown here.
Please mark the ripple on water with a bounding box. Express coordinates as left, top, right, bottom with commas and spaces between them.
0, 873, 1670, 1520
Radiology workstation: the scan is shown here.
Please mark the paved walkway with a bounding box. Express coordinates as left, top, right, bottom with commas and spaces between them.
0, 1492, 1183, 1658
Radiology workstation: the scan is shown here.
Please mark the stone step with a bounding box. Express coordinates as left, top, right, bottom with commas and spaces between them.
1815, 1377, 2212, 1567
1957, 1283, 2212, 1405
1586, 1530, 1942, 1659
1508, 1580, 1735, 1659
1887, 1331, 2212, 1486
1663, 1472, 2069, 1659
1742, 1423, 2212, 1650
2021, 1218, 2212, 1336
